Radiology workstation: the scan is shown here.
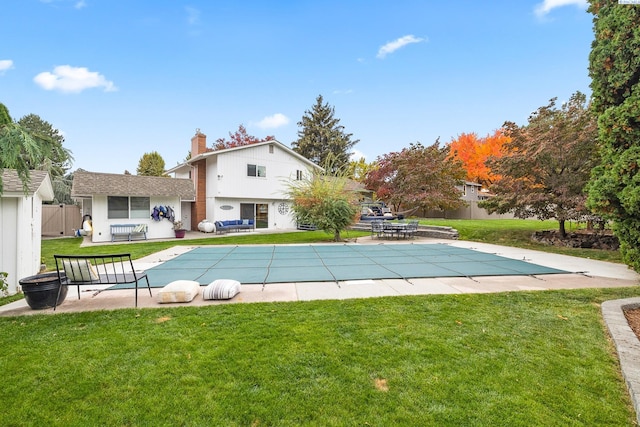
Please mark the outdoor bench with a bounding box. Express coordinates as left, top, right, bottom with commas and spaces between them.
110, 224, 148, 242
53, 253, 152, 310
214, 219, 255, 233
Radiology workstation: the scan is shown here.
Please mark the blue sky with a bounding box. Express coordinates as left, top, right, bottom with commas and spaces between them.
1, 0, 593, 174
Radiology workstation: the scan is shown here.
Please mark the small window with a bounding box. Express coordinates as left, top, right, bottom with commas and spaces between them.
269, 145, 274, 154
108, 196, 129, 219
248, 164, 266, 177
130, 197, 150, 219
296, 170, 303, 180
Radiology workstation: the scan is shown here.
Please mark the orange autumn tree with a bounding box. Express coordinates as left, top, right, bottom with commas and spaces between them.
448, 129, 509, 187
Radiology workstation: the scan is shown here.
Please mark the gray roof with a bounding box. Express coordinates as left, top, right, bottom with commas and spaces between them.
2, 169, 52, 196
72, 169, 195, 200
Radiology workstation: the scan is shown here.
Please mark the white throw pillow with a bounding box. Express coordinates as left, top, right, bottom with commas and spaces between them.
157, 280, 201, 303
203, 279, 241, 300
63, 260, 99, 282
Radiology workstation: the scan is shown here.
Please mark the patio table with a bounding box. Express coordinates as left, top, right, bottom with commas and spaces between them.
383, 222, 408, 239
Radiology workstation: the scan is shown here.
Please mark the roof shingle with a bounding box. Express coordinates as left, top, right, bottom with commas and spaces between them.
71, 170, 195, 200
1, 169, 50, 195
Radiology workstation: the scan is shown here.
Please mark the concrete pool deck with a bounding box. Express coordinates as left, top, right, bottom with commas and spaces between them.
1, 236, 638, 316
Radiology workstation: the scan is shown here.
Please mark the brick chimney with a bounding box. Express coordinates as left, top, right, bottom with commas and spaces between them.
191, 128, 207, 157
190, 129, 207, 230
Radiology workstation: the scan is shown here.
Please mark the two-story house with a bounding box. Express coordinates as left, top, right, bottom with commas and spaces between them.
167, 130, 321, 231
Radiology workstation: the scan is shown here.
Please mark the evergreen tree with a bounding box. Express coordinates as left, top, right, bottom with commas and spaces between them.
17, 113, 74, 203
137, 151, 167, 176
586, 1, 640, 271
292, 95, 359, 173
0, 103, 45, 194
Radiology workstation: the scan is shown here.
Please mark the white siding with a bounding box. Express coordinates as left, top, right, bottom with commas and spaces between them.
203, 143, 312, 229
0, 194, 43, 294
89, 195, 185, 242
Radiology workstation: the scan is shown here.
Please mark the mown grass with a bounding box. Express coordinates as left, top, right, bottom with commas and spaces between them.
421, 219, 623, 263
1, 288, 639, 425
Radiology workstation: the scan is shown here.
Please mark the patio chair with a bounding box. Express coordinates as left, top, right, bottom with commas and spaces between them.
371, 220, 385, 239
382, 221, 399, 239
403, 220, 420, 239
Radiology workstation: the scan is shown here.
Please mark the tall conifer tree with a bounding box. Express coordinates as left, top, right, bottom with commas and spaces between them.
292, 95, 358, 173
586, 1, 640, 271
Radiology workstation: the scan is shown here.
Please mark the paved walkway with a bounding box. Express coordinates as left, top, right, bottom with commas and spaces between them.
1, 236, 638, 316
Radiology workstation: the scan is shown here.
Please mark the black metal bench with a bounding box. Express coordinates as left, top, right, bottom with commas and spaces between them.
54, 253, 152, 310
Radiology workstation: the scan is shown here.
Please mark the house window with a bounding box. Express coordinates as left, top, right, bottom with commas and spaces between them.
296, 170, 304, 180
247, 164, 266, 177
130, 197, 150, 219
269, 145, 274, 154
108, 196, 150, 219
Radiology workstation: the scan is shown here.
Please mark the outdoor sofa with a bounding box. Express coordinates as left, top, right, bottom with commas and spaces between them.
214, 219, 255, 233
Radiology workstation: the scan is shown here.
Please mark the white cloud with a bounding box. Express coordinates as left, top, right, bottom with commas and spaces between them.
33, 65, 117, 93
256, 113, 290, 129
186, 6, 201, 25
75, 0, 87, 9
377, 35, 426, 59
534, 0, 587, 17
0, 60, 14, 74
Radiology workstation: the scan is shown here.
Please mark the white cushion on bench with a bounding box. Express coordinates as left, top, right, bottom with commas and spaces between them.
63, 260, 99, 282
203, 279, 241, 300
157, 280, 200, 303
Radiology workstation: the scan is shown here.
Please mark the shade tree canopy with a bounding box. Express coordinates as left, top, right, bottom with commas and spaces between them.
364, 141, 467, 214
212, 124, 274, 151
137, 151, 167, 177
448, 129, 509, 187
481, 92, 599, 237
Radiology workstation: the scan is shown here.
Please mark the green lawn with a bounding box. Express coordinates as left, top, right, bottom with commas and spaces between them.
1, 220, 637, 425
1, 288, 638, 425
422, 219, 623, 263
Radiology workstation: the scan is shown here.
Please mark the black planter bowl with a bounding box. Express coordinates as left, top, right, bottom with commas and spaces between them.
19, 272, 68, 310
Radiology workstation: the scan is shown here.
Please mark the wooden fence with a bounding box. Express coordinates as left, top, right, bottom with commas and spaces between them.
42, 204, 82, 237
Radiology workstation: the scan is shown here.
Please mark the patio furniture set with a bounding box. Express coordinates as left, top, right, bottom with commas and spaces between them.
370, 219, 420, 240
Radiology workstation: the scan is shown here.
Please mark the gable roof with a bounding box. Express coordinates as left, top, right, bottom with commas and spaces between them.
71, 169, 195, 200
166, 139, 322, 175
1, 169, 54, 200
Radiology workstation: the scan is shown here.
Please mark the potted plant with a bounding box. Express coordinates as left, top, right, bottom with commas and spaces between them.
19, 272, 68, 310
173, 220, 186, 238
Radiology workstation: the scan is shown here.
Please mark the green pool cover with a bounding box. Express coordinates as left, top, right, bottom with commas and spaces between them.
108, 243, 568, 289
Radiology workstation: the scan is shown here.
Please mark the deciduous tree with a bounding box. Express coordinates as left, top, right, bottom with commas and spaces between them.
212, 124, 274, 151
137, 151, 167, 177
586, 0, 640, 271
365, 141, 466, 214
292, 95, 358, 173
287, 158, 358, 242
347, 157, 375, 182
448, 130, 508, 186
482, 92, 598, 237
